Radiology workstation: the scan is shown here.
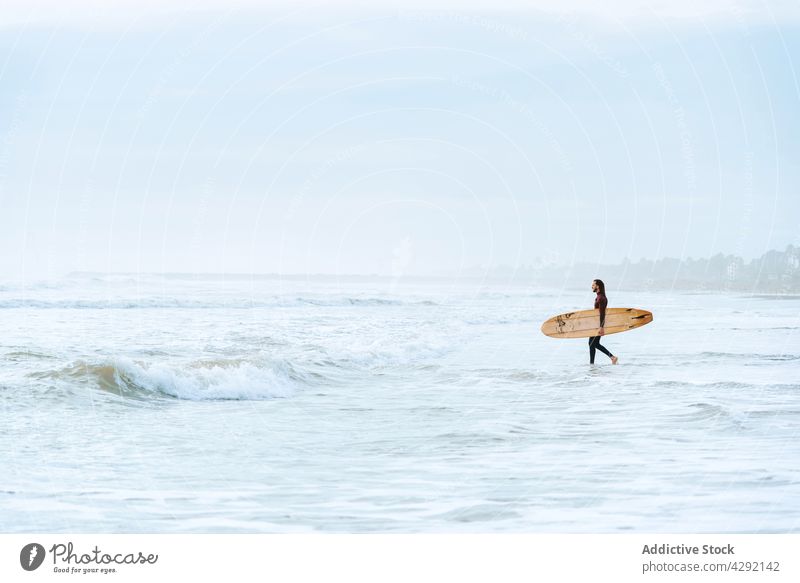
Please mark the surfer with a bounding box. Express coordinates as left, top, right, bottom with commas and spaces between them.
589, 279, 618, 365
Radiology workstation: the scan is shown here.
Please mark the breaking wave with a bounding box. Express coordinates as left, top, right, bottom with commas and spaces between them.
30, 357, 303, 401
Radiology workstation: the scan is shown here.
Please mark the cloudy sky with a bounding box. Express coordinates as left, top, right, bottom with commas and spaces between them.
1, 0, 798, 278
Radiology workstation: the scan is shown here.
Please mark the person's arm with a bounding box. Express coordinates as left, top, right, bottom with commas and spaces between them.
598, 296, 607, 333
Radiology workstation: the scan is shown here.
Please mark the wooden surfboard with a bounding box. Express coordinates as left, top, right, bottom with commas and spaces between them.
540, 308, 653, 339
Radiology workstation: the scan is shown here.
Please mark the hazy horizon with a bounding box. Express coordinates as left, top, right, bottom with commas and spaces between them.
0, 245, 791, 293
1, 1, 798, 280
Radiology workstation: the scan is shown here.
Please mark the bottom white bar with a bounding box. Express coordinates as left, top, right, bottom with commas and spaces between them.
1, 534, 796, 583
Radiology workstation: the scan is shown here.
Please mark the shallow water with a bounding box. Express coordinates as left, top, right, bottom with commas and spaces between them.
1, 274, 798, 532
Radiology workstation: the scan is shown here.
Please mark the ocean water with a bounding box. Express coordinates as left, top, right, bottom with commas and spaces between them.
1, 274, 798, 533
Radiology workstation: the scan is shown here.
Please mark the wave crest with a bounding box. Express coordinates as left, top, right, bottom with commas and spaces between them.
33, 358, 299, 401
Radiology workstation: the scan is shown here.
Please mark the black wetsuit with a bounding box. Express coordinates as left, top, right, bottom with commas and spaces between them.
589, 292, 614, 364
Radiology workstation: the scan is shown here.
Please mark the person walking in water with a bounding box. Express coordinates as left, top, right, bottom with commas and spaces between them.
589, 279, 618, 365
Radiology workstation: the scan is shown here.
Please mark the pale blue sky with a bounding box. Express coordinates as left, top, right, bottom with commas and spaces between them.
1, 1, 798, 278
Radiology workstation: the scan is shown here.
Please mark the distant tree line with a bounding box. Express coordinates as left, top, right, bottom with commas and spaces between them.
501, 245, 800, 292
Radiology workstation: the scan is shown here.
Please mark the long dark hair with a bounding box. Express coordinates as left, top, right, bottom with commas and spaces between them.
593, 279, 606, 294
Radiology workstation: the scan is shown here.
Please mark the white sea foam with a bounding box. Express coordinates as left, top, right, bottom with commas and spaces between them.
0, 296, 439, 310
1, 275, 799, 533
111, 357, 298, 400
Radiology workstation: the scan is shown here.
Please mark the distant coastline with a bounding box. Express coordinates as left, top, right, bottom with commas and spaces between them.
505, 245, 800, 293
54, 246, 800, 293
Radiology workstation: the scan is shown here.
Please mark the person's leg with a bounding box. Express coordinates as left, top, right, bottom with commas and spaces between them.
594, 340, 613, 359
588, 336, 597, 364
593, 339, 619, 364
